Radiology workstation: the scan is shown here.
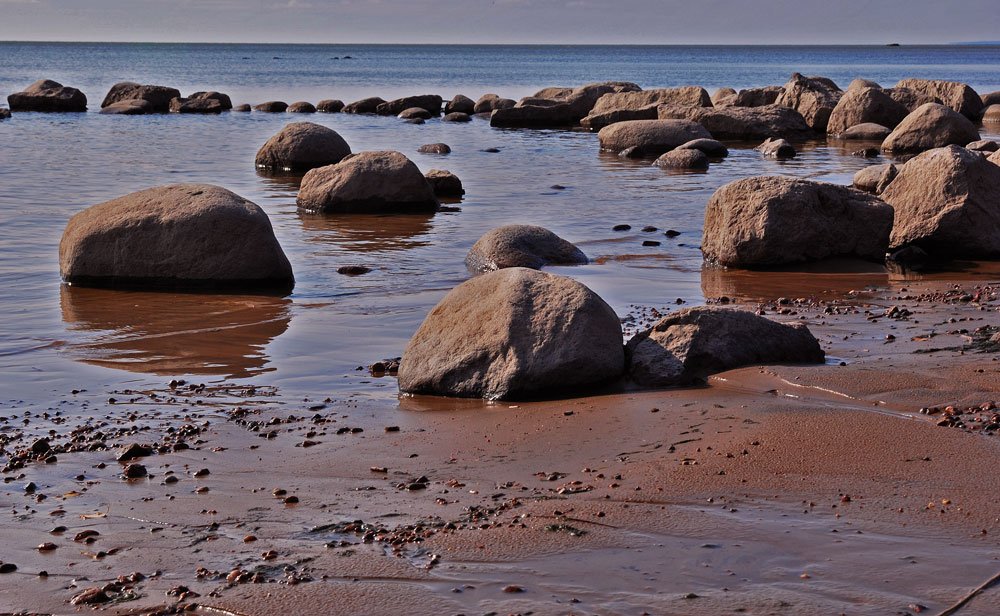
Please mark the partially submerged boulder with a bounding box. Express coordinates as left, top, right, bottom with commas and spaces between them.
0, 108, 10, 119
625, 307, 824, 387
398, 107, 431, 120
424, 169, 464, 197
169, 97, 224, 113
836, 122, 892, 140
296, 151, 438, 214
397, 268, 624, 400
881, 103, 979, 154
59, 184, 293, 291
597, 120, 711, 157
255, 122, 351, 171
983, 104, 1000, 122
775, 73, 842, 132
967, 139, 999, 152
653, 148, 709, 169
702, 176, 894, 267
442, 112, 471, 122
755, 138, 796, 159
343, 97, 386, 114
376, 95, 442, 116
490, 103, 576, 127
99, 99, 154, 115
826, 87, 909, 134
580, 105, 659, 130
287, 101, 316, 113
589, 87, 712, 117
188, 91, 232, 110
473, 94, 516, 114
677, 138, 728, 158
101, 82, 179, 112
466, 225, 587, 273
417, 143, 451, 154
253, 101, 288, 113
852, 163, 897, 195
317, 99, 344, 113
881, 145, 1000, 258
894, 78, 983, 120
8, 79, 87, 112
445, 94, 475, 114
656, 104, 814, 141
982, 91, 1000, 107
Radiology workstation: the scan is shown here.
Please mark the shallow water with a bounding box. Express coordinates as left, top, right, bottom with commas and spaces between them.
2, 43, 1000, 406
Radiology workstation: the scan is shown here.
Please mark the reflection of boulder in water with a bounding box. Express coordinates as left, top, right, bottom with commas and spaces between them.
60, 286, 291, 379
700, 260, 894, 303
297, 211, 435, 252
256, 168, 305, 192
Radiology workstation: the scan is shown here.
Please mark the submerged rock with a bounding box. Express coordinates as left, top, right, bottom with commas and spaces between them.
296, 151, 438, 214
653, 148, 709, 169
465, 225, 586, 272
417, 143, 451, 154
8, 79, 87, 112
755, 137, 796, 159
255, 122, 352, 171
676, 138, 728, 158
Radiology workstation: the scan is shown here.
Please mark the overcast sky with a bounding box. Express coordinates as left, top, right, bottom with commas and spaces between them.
1, 0, 998, 45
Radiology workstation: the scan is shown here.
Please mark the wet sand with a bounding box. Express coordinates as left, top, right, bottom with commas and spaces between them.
1, 279, 998, 615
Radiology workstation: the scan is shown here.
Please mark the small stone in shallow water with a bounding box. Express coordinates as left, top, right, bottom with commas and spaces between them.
613, 224, 631, 231
642, 240, 661, 246
664, 229, 680, 237
337, 265, 371, 276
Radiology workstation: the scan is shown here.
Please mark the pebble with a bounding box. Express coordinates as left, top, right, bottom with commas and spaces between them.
612, 224, 631, 231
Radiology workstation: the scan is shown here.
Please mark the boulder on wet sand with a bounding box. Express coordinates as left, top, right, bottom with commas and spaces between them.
473, 94, 516, 114
726, 86, 784, 108
101, 82, 179, 112
317, 99, 344, 113
852, 163, 897, 195
442, 112, 471, 122
982, 105, 1000, 122
881, 103, 979, 154
253, 101, 288, 113
287, 101, 316, 113
424, 169, 464, 197
398, 107, 431, 120
99, 99, 154, 115
775, 73, 843, 132
343, 97, 386, 114
677, 138, 728, 158
894, 78, 983, 119
8, 79, 87, 112
188, 91, 232, 110
397, 267, 624, 400
702, 176, 894, 267
598, 119, 712, 157
255, 122, 351, 171
755, 138, 796, 159
967, 140, 998, 152
466, 225, 587, 273
656, 104, 814, 141
653, 148, 709, 170
59, 184, 293, 291
169, 97, 224, 113
625, 307, 824, 387
836, 122, 892, 140
711, 87, 737, 105
827, 87, 909, 134
376, 95, 442, 116
445, 94, 475, 114
417, 143, 451, 154
881, 145, 1000, 258
296, 151, 438, 214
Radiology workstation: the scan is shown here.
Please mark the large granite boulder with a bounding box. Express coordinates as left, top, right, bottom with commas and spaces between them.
846, 78, 881, 92
656, 104, 814, 141
852, 163, 898, 195
881, 103, 979, 154
255, 122, 351, 171
826, 87, 909, 134
881, 145, 1000, 258
597, 119, 711, 156
343, 97, 386, 114
445, 94, 475, 114
837, 122, 892, 140
492, 82, 640, 127
589, 87, 712, 116
711, 88, 737, 104
473, 94, 516, 114
296, 151, 438, 213
8, 79, 87, 112
726, 86, 784, 107
101, 82, 179, 112
533, 81, 641, 118
377, 94, 442, 116
59, 184, 293, 291
702, 176, 894, 267
580, 105, 659, 130
397, 268, 624, 400
490, 103, 576, 127
886, 87, 940, 112
894, 78, 983, 120
775, 73, 842, 132
983, 104, 1000, 122
625, 307, 824, 387
465, 225, 587, 272
99, 99, 154, 115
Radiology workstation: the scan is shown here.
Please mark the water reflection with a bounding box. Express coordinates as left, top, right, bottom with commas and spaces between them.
297, 212, 435, 252
60, 286, 291, 378
256, 169, 305, 193
700, 260, 894, 303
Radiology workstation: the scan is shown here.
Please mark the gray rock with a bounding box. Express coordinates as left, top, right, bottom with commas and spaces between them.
465, 225, 586, 272
377, 95, 442, 116
317, 99, 344, 112
253, 101, 288, 112
881, 103, 979, 154
101, 82, 178, 112
296, 151, 438, 214
755, 138, 796, 159
343, 97, 386, 114
656, 104, 814, 141
598, 119, 712, 157
99, 99, 154, 115
424, 169, 464, 197
8, 79, 87, 112
255, 122, 352, 171
653, 148, 709, 169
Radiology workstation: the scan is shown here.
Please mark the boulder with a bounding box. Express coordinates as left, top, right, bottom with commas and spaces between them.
424, 169, 464, 197
990, 150, 1000, 166
169, 97, 224, 113
711, 88, 737, 105
8, 79, 87, 112
397, 268, 624, 400
535, 81, 641, 119
188, 91, 232, 110
590, 87, 713, 116
398, 107, 431, 120
826, 87, 909, 134
886, 87, 940, 112
982, 91, 1000, 107
837, 122, 892, 140
101, 82, 179, 112
727, 86, 784, 107
343, 97, 386, 114
376, 95, 442, 116
255, 122, 352, 171
676, 138, 728, 158
0, 108, 10, 119
317, 99, 344, 112
473, 94, 516, 114
702, 176, 894, 267
653, 148, 709, 170
967, 140, 998, 152
983, 104, 1000, 122
442, 112, 471, 122
417, 143, 451, 154
253, 101, 288, 112
597, 119, 712, 157
656, 104, 814, 141
625, 307, 824, 387
59, 184, 293, 291
490, 103, 576, 127
296, 151, 438, 214
775, 73, 842, 132
881, 103, 979, 154
404, 118, 425, 125
466, 225, 586, 273
852, 163, 897, 195
580, 104, 659, 130
846, 78, 881, 92
287, 101, 316, 113
445, 94, 475, 114
233, 104, 251, 112
755, 138, 796, 159
881, 145, 1000, 258
894, 78, 983, 119
99, 99, 154, 115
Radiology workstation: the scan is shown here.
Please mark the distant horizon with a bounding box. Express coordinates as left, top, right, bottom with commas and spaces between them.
3, 40, 1000, 47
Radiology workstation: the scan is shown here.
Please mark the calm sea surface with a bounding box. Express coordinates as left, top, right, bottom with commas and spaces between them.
2, 43, 999, 406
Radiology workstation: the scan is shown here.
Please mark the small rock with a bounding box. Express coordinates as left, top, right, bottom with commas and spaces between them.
337, 265, 371, 276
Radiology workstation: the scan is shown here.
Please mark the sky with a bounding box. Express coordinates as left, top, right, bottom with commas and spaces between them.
0, 0, 998, 45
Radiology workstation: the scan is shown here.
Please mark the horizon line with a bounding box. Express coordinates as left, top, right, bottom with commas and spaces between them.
2, 39, 999, 47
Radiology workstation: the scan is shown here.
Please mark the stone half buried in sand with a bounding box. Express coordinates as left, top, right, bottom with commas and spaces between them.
465, 225, 587, 273
296, 151, 438, 214
7, 79, 87, 112
59, 184, 294, 292
881, 145, 1000, 259
881, 103, 979, 154
255, 122, 352, 171
702, 176, 894, 267
597, 119, 712, 157
397, 267, 624, 400
625, 306, 824, 387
